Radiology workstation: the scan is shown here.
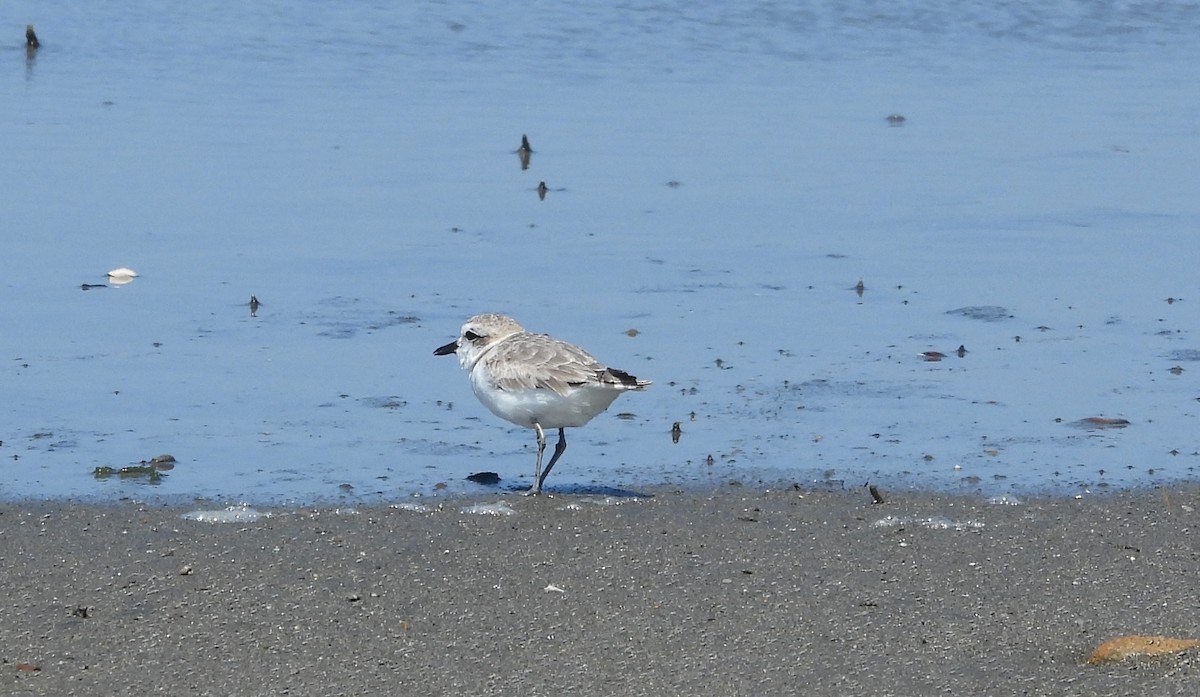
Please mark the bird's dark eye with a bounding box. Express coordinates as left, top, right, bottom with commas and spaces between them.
465, 330, 482, 341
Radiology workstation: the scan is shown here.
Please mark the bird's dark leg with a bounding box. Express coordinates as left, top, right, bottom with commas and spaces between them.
530, 422, 547, 495
536, 428, 568, 493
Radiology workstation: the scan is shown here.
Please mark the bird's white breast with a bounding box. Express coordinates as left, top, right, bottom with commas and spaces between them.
469, 364, 622, 429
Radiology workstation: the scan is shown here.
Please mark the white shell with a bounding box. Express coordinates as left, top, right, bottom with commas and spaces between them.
107, 267, 139, 285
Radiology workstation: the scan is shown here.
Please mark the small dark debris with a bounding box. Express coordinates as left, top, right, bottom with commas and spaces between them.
467, 471, 501, 485
1070, 417, 1131, 430
517, 135, 533, 169
946, 306, 1013, 322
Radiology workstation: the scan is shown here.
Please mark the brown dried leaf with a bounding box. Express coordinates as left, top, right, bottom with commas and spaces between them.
1088, 635, 1200, 664
1080, 416, 1131, 428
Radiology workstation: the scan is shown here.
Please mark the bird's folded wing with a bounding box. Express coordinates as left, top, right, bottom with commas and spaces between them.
483, 335, 607, 395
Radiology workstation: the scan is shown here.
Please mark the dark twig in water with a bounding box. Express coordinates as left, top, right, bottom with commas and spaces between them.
517, 134, 532, 170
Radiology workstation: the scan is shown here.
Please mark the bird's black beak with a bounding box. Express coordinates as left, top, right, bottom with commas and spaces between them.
434, 340, 458, 356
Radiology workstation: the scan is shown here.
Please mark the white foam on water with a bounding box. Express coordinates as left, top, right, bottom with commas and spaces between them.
181, 505, 269, 524
987, 495, 1023, 506
460, 502, 516, 516
560, 496, 641, 510
873, 515, 985, 531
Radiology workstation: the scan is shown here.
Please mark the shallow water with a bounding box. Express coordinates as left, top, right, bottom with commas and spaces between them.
2, 1, 1198, 502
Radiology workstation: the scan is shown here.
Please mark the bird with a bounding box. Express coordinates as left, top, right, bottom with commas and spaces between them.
434, 314, 649, 494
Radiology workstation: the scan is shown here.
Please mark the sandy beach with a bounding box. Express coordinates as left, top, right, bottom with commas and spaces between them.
1, 484, 1197, 696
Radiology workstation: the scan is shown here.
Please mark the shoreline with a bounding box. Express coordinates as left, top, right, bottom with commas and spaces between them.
16, 465, 1197, 511
2, 483, 1197, 695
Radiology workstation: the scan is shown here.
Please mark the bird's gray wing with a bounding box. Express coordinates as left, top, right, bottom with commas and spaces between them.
482, 333, 608, 396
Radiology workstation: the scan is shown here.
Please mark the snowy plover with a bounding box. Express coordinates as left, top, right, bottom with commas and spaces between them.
434, 314, 650, 494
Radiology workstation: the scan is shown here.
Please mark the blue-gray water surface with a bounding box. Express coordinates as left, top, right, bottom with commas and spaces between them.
3, 1, 1199, 502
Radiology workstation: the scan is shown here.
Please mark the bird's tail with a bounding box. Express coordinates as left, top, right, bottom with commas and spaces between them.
605, 368, 651, 389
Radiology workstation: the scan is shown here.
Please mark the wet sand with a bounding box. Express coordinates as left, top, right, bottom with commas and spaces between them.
1, 485, 1197, 696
